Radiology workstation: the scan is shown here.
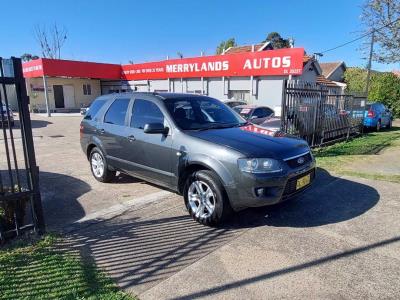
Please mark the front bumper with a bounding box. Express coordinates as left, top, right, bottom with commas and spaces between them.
225, 160, 316, 211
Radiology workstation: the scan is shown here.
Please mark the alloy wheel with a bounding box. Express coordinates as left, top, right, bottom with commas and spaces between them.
91, 152, 105, 178
188, 180, 216, 219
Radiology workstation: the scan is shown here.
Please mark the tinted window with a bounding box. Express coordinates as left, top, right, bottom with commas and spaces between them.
131, 99, 164, 129
84, 98, 107, 120
253, 107, 274, 118
164, 97, 245, 130
104, 98, 130, 126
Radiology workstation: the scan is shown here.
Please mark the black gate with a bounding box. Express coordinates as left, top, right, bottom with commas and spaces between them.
0, 57, 45, 242
281, 80, 366, 147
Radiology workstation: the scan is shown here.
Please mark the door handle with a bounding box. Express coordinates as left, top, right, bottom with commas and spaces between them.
98, 128, 105, 134
127, 135, 136, 142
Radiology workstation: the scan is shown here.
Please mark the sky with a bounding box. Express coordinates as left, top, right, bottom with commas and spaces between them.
1, 0, 399, 71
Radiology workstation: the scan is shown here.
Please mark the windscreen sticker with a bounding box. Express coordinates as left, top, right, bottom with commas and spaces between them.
241, 108, 251, 114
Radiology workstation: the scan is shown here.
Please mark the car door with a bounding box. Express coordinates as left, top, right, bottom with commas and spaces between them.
381, 104, 391, 126
99, 97, 131, 170
122, 97, 175, 187
251, 107, 274, 124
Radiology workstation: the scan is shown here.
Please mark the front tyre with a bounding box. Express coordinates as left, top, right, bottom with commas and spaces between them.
89, 147, 116, 183
184, 170, 232, 226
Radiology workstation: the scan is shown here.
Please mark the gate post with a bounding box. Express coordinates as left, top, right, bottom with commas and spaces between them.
12, 57, 46, 234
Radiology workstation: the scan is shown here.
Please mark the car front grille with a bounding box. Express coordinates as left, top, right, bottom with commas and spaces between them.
283, 168, 315, 197
285, 152, 312, 169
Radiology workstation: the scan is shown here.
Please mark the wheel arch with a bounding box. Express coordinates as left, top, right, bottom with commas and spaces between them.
177, 157, 235, 195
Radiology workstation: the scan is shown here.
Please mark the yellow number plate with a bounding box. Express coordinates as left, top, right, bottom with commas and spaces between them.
296, 174, 311, 190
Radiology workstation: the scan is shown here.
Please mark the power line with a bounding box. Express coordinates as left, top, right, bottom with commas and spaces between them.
319, 17, 400, 54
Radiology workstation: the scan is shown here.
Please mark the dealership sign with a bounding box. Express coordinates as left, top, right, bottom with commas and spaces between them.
122, 48, 304, 80
23, 48, 304, 80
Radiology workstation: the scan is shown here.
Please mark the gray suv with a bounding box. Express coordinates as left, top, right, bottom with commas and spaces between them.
80, 93, 315, 225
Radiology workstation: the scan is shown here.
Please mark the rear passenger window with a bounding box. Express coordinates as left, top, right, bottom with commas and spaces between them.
84, 98, 107, 120
131, 99, 164, 129
104, 98, 130, 126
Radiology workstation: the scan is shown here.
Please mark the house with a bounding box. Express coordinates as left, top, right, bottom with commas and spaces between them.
319, 61, 346, 82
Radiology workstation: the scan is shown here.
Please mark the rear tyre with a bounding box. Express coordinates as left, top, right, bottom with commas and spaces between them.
184, 170, 233, 226
376, 120, 381, 132
89, 147, 116, 183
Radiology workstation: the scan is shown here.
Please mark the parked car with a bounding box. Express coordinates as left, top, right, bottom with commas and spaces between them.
80, 93, 315, 225
0, 105, 15, 127
233, 105, 275, 125
363, 103, 393, 131
222, 99, 247, 108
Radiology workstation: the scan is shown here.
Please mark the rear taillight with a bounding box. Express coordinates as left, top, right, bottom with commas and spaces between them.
367, 110, 375, 117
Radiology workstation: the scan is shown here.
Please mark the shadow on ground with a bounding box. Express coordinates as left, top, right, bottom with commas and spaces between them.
40, 171, 90, 229
228, 168, 380, 228
63, 168, 380, 295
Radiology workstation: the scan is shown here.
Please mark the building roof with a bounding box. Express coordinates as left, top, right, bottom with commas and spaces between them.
392, 70, 400, 77
223, 41, 273, 54
319, 61, 346, 78
316, 75, 340, 87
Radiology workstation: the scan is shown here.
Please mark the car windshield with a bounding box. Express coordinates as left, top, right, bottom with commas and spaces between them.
164, 96, 246, 130
233, 107, 252, 119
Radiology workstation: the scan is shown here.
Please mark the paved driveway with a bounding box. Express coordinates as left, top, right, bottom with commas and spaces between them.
6, 114, 399, 299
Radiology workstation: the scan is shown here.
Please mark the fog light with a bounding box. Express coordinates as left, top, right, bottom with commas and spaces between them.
255, 187, 266, 197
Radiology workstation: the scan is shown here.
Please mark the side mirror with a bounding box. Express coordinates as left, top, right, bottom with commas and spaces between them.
143, 123, 169, 135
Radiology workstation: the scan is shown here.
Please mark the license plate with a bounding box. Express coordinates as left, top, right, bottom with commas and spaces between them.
296, 174, 311, 190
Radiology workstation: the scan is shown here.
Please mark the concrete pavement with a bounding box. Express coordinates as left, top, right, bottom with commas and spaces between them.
16, 114, 400, 299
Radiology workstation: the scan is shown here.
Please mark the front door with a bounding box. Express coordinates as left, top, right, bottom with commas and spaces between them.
123, 97, 174, 187
53, 85, 64, 108
62, 85, 75, 108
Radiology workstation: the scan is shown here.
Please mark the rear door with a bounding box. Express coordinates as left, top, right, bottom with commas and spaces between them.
100, 97, 131, 169
122, 97, 174, 187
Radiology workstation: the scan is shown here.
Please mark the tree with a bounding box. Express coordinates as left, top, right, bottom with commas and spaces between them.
216, 38, 236, 54
21, 53, 39, 62
34, 24, 67, 59
262, 32, 291, 49
344, 67, 400, 117
361, 0, 400, 63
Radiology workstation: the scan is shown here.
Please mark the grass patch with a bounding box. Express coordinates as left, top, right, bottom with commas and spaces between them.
314, 127, 400, 157
314, 126, 400, 183
0, 235, 135, 300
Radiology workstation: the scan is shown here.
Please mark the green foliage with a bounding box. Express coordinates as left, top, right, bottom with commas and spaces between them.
216, 38, 236, 54
262, 32, 291, 49
0, 235, 135, 300
368, 72, 400, 117
344, 68, 400, 117
21, 53, 39, 62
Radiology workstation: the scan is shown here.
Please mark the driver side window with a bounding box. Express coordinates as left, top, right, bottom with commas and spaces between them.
130, 99, 165, 129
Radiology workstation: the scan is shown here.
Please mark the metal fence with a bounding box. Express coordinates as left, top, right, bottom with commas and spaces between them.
281, 80, 366, 147
0, 57, 45, 243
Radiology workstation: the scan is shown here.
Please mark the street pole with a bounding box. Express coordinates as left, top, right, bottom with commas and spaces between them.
42, 75, 51, 117
288, 38, 294, 81
364, 29, 375, 98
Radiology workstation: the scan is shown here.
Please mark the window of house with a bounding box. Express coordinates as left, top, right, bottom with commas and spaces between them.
83, 84, 92, 95
131, 99, 164, 129
104, 98, 130, 126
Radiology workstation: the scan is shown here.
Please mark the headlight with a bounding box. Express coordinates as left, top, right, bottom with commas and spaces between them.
237, 158, 282, 173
